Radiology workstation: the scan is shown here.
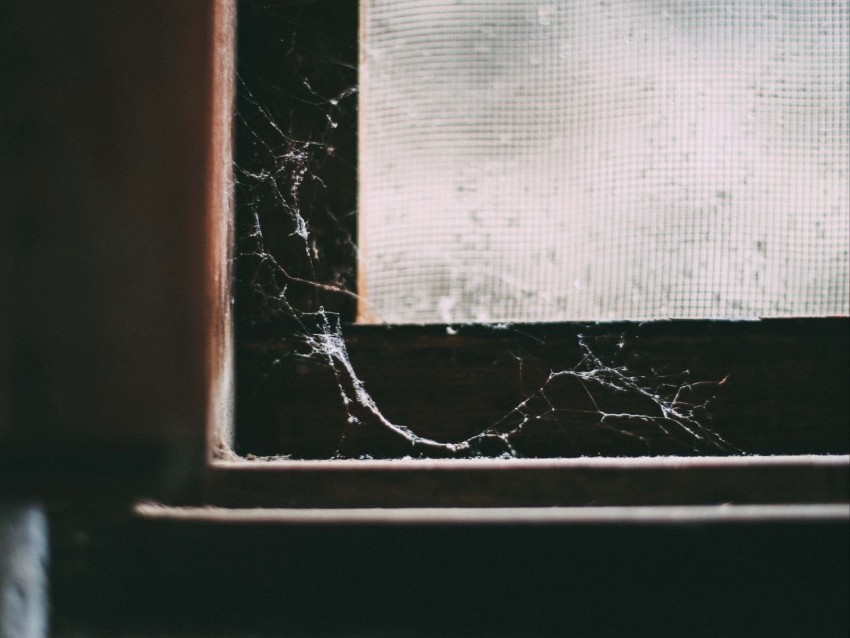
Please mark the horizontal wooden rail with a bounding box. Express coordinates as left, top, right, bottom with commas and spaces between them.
237, 318, 850, 459
194, 454, 850, 508
136, 503, 850, 525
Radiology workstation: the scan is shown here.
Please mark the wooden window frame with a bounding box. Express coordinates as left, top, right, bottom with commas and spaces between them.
185, 0, 849, 518
1, 0, 843, 521
0, 0, 229, 503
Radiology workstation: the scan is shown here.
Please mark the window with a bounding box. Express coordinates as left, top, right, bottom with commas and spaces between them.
2, 3, 844, 634
193, 0, 850, 510
359, 0, 849, 324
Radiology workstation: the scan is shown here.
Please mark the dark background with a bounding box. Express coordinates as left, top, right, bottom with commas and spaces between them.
50, 513, 849, 637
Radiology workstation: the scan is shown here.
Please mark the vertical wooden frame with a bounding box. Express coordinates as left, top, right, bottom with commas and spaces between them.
207, 0, 237, 460
0, 0, 234, 502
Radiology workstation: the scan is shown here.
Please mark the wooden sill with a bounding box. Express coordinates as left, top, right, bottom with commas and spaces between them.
187, 454, 850, 510
136, 502, 850, 525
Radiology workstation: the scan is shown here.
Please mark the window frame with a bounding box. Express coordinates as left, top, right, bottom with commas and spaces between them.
0, 0, 226, 503
185, 0, 850, 516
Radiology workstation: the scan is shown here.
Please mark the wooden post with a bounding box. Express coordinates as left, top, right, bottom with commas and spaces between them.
0, 1, 233, 501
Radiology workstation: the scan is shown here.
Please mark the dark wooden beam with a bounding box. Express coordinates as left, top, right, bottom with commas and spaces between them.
0, 0, 232, 500
237, 318, 849, 459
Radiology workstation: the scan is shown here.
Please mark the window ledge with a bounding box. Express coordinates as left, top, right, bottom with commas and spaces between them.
190, 454, 850, 509
136, 502, 850, 525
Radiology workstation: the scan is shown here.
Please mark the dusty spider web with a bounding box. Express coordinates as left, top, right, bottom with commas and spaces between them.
230, 0, 733, 460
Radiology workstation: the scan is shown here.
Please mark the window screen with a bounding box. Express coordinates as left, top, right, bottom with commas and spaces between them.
358, 0, 849, 323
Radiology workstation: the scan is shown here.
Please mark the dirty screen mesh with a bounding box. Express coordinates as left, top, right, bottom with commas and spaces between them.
358, 0, 849, 323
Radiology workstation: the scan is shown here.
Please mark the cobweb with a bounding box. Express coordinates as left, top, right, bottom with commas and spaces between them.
230, 0, 738, 460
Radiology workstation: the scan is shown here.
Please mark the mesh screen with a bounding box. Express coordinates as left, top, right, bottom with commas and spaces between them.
358, 0, 849, 323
